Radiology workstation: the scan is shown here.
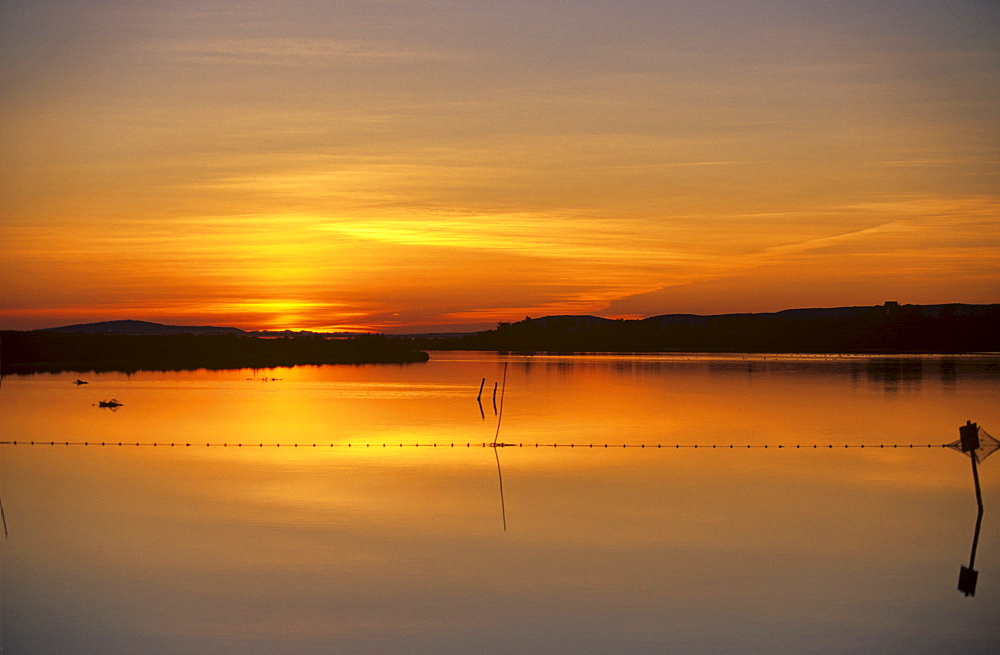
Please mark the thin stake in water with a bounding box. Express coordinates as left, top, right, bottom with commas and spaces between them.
492, 362, 509, 531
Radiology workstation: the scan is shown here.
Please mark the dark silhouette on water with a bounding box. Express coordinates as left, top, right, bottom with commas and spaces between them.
946, 421, 997, 596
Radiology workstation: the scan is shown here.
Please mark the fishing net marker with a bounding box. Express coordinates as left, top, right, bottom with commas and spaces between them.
945, 420, 997, 597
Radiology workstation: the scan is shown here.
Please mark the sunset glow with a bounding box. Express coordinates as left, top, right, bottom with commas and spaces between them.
2, 1, 997, 332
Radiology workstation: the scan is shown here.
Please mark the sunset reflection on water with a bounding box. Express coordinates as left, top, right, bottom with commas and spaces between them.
2, 353, 998, 654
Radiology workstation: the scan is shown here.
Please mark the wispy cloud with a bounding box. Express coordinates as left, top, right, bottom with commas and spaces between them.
754, 196, 1000, 258
146, 37, 447, 65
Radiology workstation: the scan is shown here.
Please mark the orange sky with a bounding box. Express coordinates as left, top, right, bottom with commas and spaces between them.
2, 1, 997, 333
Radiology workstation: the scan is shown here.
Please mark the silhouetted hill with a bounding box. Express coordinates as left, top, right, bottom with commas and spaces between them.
530, 315, 618, 329
417, 303, 1000, 353
39, 320, 360, 338
642, 308, 853, 328
246, 329, 360, 338
41, 319, 246, 335
23, 303, 1000, 357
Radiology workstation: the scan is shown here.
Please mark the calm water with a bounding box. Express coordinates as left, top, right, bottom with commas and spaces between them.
2, 352, 999, 654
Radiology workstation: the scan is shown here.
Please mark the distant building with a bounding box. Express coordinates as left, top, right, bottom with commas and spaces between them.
882, 301, 901, 316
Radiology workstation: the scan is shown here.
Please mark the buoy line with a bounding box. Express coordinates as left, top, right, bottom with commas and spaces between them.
0, 440, 954, 449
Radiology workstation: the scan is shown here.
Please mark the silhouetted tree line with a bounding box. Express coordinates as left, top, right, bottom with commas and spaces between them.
410, 304, 1000, 353
1, 331, 428, 374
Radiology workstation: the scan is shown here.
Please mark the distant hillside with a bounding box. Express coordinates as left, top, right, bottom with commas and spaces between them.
522, 315, 618, 329
641, 303, 993, 328
41, 319, 246, 336
30, 303, 1000, 353
416, 303, 1000, 353
642, 306, 862, 328
39, 320, 358, 338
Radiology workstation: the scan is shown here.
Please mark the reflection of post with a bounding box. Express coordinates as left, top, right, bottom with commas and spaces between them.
958, 506, 983, 596
493, 444, 507, 532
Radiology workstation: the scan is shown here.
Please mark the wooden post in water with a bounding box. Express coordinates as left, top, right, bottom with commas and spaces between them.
957, 420, 984, 596
476, 378, 486, 402
960, 421, 984, 512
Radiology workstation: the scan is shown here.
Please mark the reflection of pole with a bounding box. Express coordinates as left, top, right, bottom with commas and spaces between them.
971, 455, 984, 513
493, 444, 507, 532
492, 362, 509, 532
968, 505, 984, 570
959, 504, 984, 597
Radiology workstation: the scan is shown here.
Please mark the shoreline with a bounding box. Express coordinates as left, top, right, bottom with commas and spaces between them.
0, 331, 429, 375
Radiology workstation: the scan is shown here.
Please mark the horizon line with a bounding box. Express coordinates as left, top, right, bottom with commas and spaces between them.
7, 300, 997, 336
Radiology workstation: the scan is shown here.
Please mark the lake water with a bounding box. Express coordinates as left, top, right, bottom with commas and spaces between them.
2, 352, 999, 654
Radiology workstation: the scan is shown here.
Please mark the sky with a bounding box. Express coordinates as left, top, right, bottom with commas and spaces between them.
1, 0, 998, 333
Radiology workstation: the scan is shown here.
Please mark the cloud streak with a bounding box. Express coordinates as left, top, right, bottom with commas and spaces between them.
147, 37, 447, 65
